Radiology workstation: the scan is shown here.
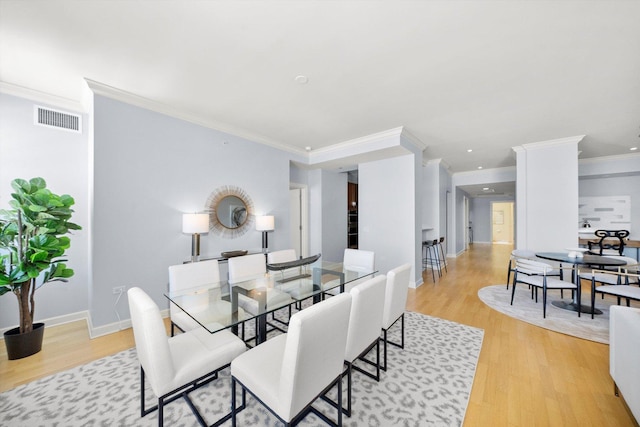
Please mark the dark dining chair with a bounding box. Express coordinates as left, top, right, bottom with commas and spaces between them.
587, 229, 630, 256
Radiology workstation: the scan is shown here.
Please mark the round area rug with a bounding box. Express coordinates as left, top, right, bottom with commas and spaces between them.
477, 284, 623, 344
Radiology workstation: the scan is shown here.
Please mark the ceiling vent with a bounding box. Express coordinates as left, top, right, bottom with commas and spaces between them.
34, 105, 81, 133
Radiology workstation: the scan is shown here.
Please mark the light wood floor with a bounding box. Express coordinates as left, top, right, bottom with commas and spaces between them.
1, 244, 638, 426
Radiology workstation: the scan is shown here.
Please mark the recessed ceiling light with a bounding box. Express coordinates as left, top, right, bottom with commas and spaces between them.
467, 149, 473, 153
305, 146, 312, 151
631, 147, 638, 151
295, 75, 309, 84
477, 166, 483, 170
483, 187, 490, 191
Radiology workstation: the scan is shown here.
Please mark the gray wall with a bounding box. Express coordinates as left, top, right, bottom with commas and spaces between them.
0, 93, 90, 328
469, 196, 515, 244
89, 95, 294, 328
579, 174, 640, 258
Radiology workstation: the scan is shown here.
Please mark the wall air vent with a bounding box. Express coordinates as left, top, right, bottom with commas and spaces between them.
34, 105, 81, 133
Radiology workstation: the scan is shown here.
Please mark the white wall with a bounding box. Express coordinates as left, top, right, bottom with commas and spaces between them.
580, 175, 640, 241
422, 161, 439, 241
0, 93, 90, 328
320, 170, 347, 262
359, 154, 420, 285
515, 138, 580, 251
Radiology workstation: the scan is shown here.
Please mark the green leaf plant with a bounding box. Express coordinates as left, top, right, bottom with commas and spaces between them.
0, 178, 81, 334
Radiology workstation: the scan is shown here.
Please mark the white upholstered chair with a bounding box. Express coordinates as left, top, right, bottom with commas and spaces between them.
267, 249, 298, 264
324, 248, 375, 297
506, 249, 563, 289
380, 263, 411, 371
584, 265, 640, 318
511, 258, 579, 318
231, 292, 352, 426
228, 253, 294, 314
328, 275, 386, 417
610, 306, 640, 423
168, 259, 244, 336
127, 287, 246, 427
228, 253, 294, 341
267, 249, 312, 309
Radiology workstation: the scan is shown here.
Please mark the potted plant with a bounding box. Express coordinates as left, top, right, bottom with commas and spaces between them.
0, 177, 81, 359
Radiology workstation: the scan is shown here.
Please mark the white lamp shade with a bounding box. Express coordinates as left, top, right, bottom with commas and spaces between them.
255, 215, 275, 231
182, 213, 209, 234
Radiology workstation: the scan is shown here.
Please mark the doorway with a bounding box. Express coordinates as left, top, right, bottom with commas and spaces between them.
491, 201, 514, 244
289, 186, 309, 257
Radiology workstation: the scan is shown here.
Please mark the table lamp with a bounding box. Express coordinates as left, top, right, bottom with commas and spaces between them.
182, 213, 209, 262
256, 215, 274, 253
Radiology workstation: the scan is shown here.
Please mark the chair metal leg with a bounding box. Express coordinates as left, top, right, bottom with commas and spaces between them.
231, 378, 237, 427
438, 241, 447, 273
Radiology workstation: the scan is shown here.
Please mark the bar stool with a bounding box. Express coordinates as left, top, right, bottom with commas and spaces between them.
437, 237, 447, 274
423, 239, 442, 280
422, 240, 436, 282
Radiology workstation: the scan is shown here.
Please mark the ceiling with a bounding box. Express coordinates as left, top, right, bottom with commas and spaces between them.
1, 1, 639, 174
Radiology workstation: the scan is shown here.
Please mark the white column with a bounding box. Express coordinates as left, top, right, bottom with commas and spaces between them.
513, 136, 584, 252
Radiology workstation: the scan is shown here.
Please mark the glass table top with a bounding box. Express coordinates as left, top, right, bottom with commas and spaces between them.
164, 260, 378, 335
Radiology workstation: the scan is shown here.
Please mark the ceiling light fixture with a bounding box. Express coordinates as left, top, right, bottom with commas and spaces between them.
295, 75, 309, 84
631, 147, 638, 151
467, 149, 473, 153
305, 146, 312, 151
483, 187, 490, 191
477, 166, 483, 170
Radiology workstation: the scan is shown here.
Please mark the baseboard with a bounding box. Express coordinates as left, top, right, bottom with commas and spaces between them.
88, 308, 169, 339
410, 277, 424, 289
0, 310, 90, 338
1, 309, 170, 340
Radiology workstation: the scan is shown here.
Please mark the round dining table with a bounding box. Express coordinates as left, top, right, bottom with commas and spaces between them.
535, 252, 626, 314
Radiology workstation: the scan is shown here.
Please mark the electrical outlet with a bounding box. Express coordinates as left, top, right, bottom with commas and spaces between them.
112, 286, 125, 295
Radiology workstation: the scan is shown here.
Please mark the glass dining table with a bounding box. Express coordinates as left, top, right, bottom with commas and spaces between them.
164, 260, 378, 345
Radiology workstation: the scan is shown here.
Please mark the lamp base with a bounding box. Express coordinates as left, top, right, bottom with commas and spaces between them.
262, 231, 268, 253
191, 233, 201, 263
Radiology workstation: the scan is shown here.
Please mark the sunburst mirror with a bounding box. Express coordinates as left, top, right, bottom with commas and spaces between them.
205, 185, 255, 238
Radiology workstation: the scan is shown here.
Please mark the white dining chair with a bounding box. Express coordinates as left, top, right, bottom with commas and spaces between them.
506, 249, 563, 289
267, 249, 312, 309
168, 259, 244, 336
324, 275, 386, 417
511, 258, 579, 318
585, 265, 640, 318
127, 287, 247, 427
380, 263, 411, 371
228, 253, 294, 341
230, 292, 352, 426
323, 248, 375, 297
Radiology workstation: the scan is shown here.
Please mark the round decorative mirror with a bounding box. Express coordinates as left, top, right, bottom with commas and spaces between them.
205, 185, 254, 238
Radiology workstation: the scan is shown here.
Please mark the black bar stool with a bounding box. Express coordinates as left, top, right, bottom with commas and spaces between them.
437, 237, 447, 273
422, 240, 436, 282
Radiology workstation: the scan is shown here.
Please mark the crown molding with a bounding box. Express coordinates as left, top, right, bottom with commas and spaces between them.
399, 127, 428, 151
452, 165, 516, 178
578, 151, 640, 164
518, 135, 585, 151
0, 81, 85, 113
310, 127, 405, 157
83, 79, 302, 155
